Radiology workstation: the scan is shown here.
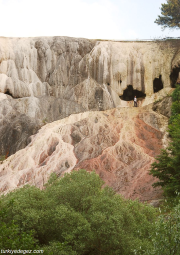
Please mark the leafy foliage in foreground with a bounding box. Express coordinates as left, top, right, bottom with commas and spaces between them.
145, 201, 180, 255
0, 170, 157, 255
2, 170, 180, 254
0, 205, 37, 249
155, 0, 180, 30
150, 85, 180, 197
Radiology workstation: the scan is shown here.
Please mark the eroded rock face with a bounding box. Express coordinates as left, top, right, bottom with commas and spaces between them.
0, 106, 168, 201
1, 37, 180, 100
0, 37, 179, 155
152, 96, 173, 118
0, 93, 86, 156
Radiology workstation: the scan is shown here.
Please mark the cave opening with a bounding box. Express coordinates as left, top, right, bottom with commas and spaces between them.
120, 85, 146, 101
153, 75, 163, 93
4, 89, 14, 97
170, 67, 180, 88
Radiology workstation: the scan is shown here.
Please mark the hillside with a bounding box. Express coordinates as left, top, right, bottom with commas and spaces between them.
0, 36, 179, 201
0, 97, 171, 202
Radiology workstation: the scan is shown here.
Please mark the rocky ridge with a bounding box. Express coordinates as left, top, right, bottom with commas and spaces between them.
0, 102, 169, 201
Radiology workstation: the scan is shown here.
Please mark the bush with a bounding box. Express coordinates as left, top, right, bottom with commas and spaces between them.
0, 170, 157, 254
145, 201, 180, 255
0, 205, 37, 250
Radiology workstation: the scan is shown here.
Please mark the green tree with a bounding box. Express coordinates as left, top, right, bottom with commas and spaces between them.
145, 202, 180, 255
0, 170, 157, 255
0, 204, 37, 250
149, 85, 180, 197
43, 241, 77, 255
155, 0, 180, 29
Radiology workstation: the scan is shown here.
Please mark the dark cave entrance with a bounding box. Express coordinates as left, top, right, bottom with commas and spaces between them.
153, 75, 163, 93
120, 85, 146, 101
4, 89, 14, 97
170, 67, 180, 88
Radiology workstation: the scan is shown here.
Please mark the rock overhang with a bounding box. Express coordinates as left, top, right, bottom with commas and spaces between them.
0, 36, 180, 156
1, 37, 180, 102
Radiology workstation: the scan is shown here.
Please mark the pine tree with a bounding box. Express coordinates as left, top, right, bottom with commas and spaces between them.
155, 0, 180, 29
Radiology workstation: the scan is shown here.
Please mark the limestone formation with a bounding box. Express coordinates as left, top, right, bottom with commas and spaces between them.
0, 106, 168, 201
0, 36, 180, 155
152, 96, 172, 118
0, 36, 179, 200
1, 37, 180, 100
0, 93, 85, 156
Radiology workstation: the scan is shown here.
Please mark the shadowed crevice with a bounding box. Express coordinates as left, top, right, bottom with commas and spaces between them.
4, 89, 14, 98
170, 67, 180, 88
153, 75, 163, 93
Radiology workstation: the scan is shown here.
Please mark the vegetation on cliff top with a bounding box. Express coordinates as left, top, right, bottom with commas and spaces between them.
155, 0, 180, 30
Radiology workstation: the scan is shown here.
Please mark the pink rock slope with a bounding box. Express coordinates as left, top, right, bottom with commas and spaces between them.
0, 106, 168, 202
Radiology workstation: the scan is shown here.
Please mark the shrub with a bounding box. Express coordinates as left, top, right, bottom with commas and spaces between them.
0, 170, 157, 254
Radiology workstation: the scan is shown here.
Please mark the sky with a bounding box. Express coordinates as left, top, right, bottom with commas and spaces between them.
0, 0, 179, 40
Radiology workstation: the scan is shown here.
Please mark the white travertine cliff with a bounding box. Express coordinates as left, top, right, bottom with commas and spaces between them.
0, 36, 179, 156
0, 36, 178, 201
1, 37, 180, 101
